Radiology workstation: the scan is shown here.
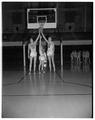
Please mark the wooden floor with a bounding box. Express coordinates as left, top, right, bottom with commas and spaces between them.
2, 66, 92, 118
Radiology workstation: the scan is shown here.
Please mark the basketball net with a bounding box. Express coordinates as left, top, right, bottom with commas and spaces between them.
38, 22, 45, 34
39, 22, 45, 28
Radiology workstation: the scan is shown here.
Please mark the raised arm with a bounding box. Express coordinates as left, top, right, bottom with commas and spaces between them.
39, 34, 42, 53
41, 32, 49, 44
34, 32, 40, 44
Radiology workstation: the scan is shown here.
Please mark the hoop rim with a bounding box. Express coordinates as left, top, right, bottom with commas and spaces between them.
37, 16, 47, 28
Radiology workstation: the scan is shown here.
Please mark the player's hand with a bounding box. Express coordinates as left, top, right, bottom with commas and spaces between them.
39, 26, 43, 33
39, 27, 41, 33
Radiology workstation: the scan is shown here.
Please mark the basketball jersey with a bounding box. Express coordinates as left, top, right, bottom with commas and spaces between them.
29, 43, 37, 57
30, 44, 36, 53
39, 52, 46, 61
47, 42, 54, 55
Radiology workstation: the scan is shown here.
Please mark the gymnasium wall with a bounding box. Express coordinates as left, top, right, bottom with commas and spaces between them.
2, 2, 93, 34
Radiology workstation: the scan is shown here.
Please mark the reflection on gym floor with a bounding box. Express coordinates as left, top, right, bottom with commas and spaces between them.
2, 67, 92, 118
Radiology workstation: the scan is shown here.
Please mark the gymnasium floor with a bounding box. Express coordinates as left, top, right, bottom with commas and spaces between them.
2, 64, 92, 118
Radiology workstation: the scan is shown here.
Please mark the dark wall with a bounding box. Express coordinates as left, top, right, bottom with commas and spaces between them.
2, 2, 93, 33
57, 2, 93, 32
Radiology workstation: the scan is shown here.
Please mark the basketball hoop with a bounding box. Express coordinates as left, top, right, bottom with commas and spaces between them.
39, 22, 45, 29
27, 8, 57, 29
38, 21, 46, 34
37, 16, 47, 29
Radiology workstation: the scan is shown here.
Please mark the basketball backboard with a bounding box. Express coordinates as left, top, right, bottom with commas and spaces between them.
27, 8, 57, 29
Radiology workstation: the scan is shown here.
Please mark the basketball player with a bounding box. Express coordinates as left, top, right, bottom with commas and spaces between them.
28, 33, 40, 73
73, 50, 77, 64
41, 32, 55, 72
82, 51, 85, 63
86, 51, 90, 64
71, 51, 74, 63
39, 35, 47, 73
83, 51, 90, 64
77, 51, 81, 64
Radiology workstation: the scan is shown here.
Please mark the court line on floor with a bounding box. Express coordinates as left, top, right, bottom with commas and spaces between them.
3, 72, 27, 86
3, 71, 57, 86
55, 71, 92, 88
17, 74, 27, 83
3, 71, 92, 89
3, 71, 38, 86
2, 93, 92, 96
3, 83, 18, 86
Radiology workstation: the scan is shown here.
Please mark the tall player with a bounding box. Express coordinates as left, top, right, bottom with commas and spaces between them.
28, 33, 40, 73
39, 38, 47, 73
41, 32, 55, 72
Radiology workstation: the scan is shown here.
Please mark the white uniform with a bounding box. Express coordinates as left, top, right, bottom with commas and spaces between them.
39, 47, 46, 61
47, 42, 54, 57
30, 44, 37, 57
39, 53, 46, 61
